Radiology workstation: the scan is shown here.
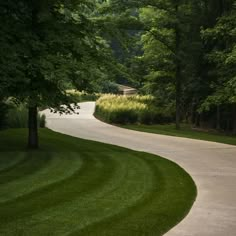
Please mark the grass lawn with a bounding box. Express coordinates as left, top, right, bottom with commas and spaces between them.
0, 128, 196, 236
121, 124, 236, 146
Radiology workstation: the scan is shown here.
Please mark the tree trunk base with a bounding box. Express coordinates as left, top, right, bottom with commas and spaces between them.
28, 106, 38, 149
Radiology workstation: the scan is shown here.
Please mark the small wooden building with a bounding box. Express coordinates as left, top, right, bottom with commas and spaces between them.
117, 84, 137, 96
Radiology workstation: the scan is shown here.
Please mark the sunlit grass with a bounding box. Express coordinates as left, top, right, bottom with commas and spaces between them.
95, 94, 173, 124
0, 128, 196, 235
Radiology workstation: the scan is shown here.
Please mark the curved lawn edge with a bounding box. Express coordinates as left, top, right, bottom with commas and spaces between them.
69, 151, 197, 236
0, 128, 197, 235
46, 129, 198, 235
47, 129, 198, 235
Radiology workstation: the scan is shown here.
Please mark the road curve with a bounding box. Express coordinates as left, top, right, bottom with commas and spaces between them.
43, 102, 236, 236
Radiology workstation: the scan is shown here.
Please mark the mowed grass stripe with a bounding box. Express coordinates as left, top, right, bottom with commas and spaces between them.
0, 152, 26, 172
0, 152, 83, 203
0, 153, 117, 225
14, 153, 155, 236
0, 153, 27, 176
71, 153, 196, 236
0, 152, 51, 185
0, 129, 196, 236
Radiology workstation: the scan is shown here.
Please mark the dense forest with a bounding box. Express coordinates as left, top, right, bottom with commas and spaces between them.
108, 0, 236, 133
0, 0, 236, 148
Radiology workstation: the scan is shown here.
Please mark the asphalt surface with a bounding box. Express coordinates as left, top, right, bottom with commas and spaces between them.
43, 102, 236, 236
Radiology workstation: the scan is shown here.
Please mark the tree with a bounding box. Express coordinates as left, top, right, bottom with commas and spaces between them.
0, 0, 112, 148
104, 0, 236, 133
137, 0, 197, 129
200, 0, 236, 132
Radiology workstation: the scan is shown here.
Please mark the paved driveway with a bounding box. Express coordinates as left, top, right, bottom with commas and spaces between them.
43, 102, 236, 236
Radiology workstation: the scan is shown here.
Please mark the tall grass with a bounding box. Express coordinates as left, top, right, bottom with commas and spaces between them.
6, 105, 46, 128
0, 102, 9, 129
95, 94, 174, 124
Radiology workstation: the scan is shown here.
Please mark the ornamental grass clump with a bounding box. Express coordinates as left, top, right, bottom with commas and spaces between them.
95, 95, 152, 124
95, 94, 174, 124
6, 104, 46, 128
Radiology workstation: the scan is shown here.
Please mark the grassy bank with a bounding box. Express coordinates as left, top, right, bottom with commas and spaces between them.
121, 124, 236, 146
0, 128, 196, 235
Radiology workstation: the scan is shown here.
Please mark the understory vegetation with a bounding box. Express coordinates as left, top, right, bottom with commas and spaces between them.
0, 102, 45, 129
0, 128, 196, 236
66, 90, 100, 103
95, 94, 174, 124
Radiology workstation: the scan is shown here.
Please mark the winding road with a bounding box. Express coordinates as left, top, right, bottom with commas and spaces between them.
44, 102, 236, 236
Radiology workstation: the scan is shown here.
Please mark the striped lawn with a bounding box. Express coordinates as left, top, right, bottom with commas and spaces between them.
0, 129, 196, 236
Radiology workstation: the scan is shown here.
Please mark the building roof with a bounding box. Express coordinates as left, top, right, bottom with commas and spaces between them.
117, 84, 137, 92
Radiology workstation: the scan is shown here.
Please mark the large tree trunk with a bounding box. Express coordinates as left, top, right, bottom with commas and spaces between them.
175, 64, 181, 130
233, 104, 236, 135
28, 106, 38, 149
175, 4, 181, 130
28, 2, 40, 149
191, 100, 196, 126
216, 105, 221, 131
195, 112, 201, 128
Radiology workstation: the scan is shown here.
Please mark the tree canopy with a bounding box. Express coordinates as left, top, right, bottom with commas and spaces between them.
0, 0, 117, 147
112, 0, 236, 133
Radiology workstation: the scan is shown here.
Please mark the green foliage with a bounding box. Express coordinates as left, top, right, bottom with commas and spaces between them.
66, 90, 100, 102
131, 0, 203, 129
112, 0, 236, 132
200, 5, 236, 108
6, 105, 28, 128
6, 104, 46, 129
1, 0, 236, 136
0, 101, 10, 129
0, 0, 126, 146
0, 1, 113, 112
99, 81, 119, 94
95, 94, 174, 124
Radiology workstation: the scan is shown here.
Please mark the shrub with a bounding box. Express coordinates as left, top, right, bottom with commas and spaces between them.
67, 90, 100, 102
109, 108, 139, 124
99, 81, 119, 94
6, 104, 46, 128
0, 101, 10, 129
95, 94, 174, 125
139, 108, 156, 124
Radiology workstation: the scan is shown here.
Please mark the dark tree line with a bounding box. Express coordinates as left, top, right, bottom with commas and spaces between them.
108, 0, 236, 133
